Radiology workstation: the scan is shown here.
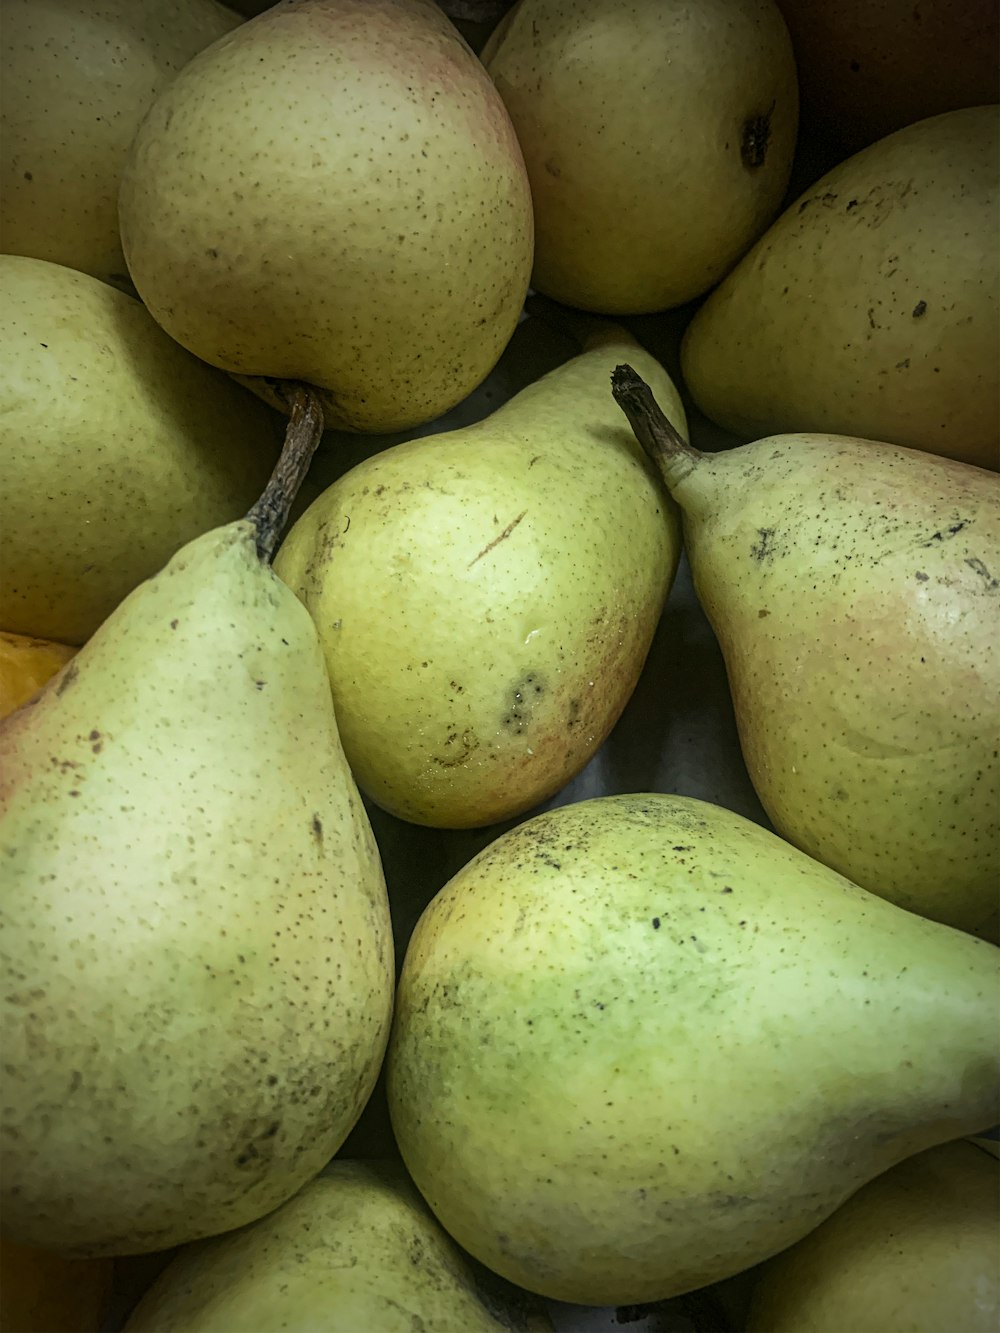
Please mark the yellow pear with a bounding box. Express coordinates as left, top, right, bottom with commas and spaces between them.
0, 631, 77, 719
273, 330, 685, 828
387, 793, 1000, 1306
0, 404, 394, 1256
481, 0, 798, 313
681, 107, 1000, 469
0, 255, 281, 644
0, 0, 242, 287
612, 366, 1000, 939
746, 1141, 1000, 1333
118, 0, 533, 433
125, 1160, 553, 1332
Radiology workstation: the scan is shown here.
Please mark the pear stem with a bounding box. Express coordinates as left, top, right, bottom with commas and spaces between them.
611, 364, 704, 492
247, 384, 324, 563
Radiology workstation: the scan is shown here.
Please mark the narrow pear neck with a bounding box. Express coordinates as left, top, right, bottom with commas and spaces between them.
611, 364, 705, 498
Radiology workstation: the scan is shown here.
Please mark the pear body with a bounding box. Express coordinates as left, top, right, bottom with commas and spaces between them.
680, 107, 1000, 469
125, 1160, 553, 1332
746, 1140, 1000, 1333
118, 0, 533, 433
274, 333, 684, 828
0, 0, 241, 288
0, 632, 77, 719
387, 792, 1000, 1305
0, 523, 394, 1256
481, 0, 798, 314
0, 256, 281, 645
668, 434, 1000, 938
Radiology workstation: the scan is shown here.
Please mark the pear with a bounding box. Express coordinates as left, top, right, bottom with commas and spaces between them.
273, 329, 685, 828
124, 1160, 553, 1332
612, 366, 1000, 940
0, 395, 394, 1257
0, 632, 77, 720
480, 0, 798, 314
1, 255, 281, 645
746, 1140, 1000, 1333
386, 792, 1000, 1306
118, 0, 534, 433
680, 106, 1000, 469
0, 0, 242, 289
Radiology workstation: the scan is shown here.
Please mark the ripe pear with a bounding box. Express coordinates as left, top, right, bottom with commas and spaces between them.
680, 107, 1000, 469
480, 0, 798, 314
124, 1160, 553, 1332
386, 792, 1000, 1306
613, 366, 1000, 940
0, 632, 77, 719
0, 255, 282, 645
273, 329, 685, 828
746, 1140, 1000, 1333
0, 399, 394, 1256
0, 0, 242, 288
118, 0, 534, 433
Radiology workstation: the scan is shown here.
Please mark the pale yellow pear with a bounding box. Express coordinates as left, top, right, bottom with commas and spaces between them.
0, 418, 394, 1256
387, 792, 1000, 1306
746, 1141, 1000, 1333
118, 0, 533, 433
0, 632, 77, 719
273, 330, 685, 828
681, 107, 1000, 469
0, 256, 281, 644
125, 1160, 553, 1332
613, 366, 1000, 938
0, 0, 242, 288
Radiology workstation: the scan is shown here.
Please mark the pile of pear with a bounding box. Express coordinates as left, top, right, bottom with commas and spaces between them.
1, 0, 999, 1330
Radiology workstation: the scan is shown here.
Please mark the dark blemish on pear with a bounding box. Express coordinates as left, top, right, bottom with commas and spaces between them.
311, 814, 323, 843
55, 661, 79, 696
501, 673, 545, 733
740, 103, 774, 169
966, 558, 999, 589
750, 528, 777, 562
912, 299, 927, 317
468, 509, 527, 568
921, 519, 969, 545
652, 917, 661, 930
915, 571, 929, 581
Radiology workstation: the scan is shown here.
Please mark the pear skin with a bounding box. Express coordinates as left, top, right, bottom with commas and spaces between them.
273, 331, 684, 828
0, 405, 394, 1256
613, 366, 1000, 939
0, 632, 77, 719
125, 1160, 553, 1332
386, 793, 1000, 1306
746, 1141, 1000, 1333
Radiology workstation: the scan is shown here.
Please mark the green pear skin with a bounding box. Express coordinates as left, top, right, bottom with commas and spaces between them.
746, 1141, 999, 1333
124, 1160, 553, 1332
273, 332, 684, 828
387, 793, 1000, 1306
0, 256, 281, 645
0, 523, 394, 1256
118, 0, 534, 433
0, 0, 242, 288
481, 0, 798, 314
631, 426, 999, 939
681, 107, 1000, 469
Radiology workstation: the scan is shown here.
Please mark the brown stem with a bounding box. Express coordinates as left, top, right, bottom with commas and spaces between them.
611, 364, 703, 493
246, 383, 324, 563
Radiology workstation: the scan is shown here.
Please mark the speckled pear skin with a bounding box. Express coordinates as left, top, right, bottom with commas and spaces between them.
386, 793, 1000, 1307
481, 0, 798, 314
745, 1140, 999, 1333
118, 0, 534, 434
125, 1160, 554, 1332
0, 522, 394, 1257
669, 434, 1000, 939
680, 107, 1000, 469
0, 0, 241, 289
273, 332, 684, 828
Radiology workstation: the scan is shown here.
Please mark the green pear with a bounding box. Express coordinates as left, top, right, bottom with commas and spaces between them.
611, 366, 1000, 939
0, 400, 394, 1257
481, 0, 798, 314
0, 255, 282, 645
124, 1160, 553, 1332
118, 0, 534, 433
386, 792, 1000, 1306
746, 1140, 999, 1333
680, 107, 1000, 469
0, 0, 242, 289
273, 330, 685, 828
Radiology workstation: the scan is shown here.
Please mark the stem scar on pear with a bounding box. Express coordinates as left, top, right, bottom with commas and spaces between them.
611, 364, 702, 492
246, 384, 324, 564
